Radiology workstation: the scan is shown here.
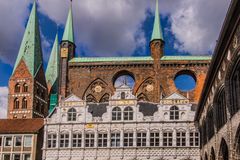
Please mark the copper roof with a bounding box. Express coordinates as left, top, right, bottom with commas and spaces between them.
0, 118, 44, 134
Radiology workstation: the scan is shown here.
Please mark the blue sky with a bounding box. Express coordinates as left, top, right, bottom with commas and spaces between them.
0, 0, 231, 117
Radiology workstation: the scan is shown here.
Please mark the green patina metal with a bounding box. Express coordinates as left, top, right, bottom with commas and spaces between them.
49, 94, 58, 113
151, 0, 163, 41
161, 56, 212, 61
46, 34, 59, 93
69, 56, 154, 63
62, 4, 74, 43
13, 1, 43, 76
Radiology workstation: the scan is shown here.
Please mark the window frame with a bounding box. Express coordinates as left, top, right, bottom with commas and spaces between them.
85, 133, 95, 147
176, 131, 186, 147
112, 107, 122, 121
111, 133, 121, 147
14, 136, 22, 147
67, 108, 77, 121
150, 132, 160, 147
123, 106, 133, 121
123, 132, 133, 147
98, 133, 108, 147
137, 132, 147, 147
59, 133, 69, 148
72, 133, 82, 148
163, 131, 173, 146
4, 136, 12, 147
170, 106, 179, 120
47, 134, 57, 148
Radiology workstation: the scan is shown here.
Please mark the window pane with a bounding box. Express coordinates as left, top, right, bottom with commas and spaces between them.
5, 137, 12, 147
23, 154, 31, 160
15, 136, 22, 147
3, 154, 10, 160
13, 154, 21, 160
24, 136, 32, 147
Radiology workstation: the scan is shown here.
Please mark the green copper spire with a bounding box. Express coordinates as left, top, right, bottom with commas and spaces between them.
151, 0, 164, 41
13, 1, 43, 76
62, 4, 74, 43
46, 34, 59, 93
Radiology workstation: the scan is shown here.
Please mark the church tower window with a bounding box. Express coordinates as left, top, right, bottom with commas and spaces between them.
15, 84, 20, 93
14, 98, 19, 109
23, 83, 28, 92
22, 98, 27, 109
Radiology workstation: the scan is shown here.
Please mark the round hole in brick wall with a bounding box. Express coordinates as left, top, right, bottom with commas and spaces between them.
174, 70, 196, 92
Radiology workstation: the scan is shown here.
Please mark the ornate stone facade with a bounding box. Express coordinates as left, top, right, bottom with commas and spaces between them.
195, 1, 240, 159
43, 85, 200, 160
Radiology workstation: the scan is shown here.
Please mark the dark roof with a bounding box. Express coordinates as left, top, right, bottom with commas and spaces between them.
88, 103, 108, 117
138, 102, 158, 116
0, 118, 44, 134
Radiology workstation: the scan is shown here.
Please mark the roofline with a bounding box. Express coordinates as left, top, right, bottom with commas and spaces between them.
194, 0, 240, 121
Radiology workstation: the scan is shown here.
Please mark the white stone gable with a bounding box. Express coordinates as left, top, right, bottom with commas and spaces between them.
164, 92, 188, 100
64, 94, 83, 102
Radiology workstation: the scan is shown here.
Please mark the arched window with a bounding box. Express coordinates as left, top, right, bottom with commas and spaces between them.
112, 107, 121, 121
123, 107, 133, 120
215, 88, 227, 131
121, 92, 125, 99
210, 147, 216, 160
207, 108, 215, 140
229, 61, 240, 116
22, 98, 27, 109
67, 108, 77, 121
15, 83, 20, 93
23, 83, 28, 92
170, 106, 179, 120
219, 139, 229, 160
14, 98, 19, 109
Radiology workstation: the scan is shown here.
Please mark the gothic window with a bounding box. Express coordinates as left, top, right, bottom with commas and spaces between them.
210, 148, 216, 160
112, 107, 121, 121
215, 89, 227, 131
170, 106, 179, 120
137, 93, 148, 101
229, 61, 240, 116
121, 92, 125, 99
123, 132, 133, 147
111, 133, 120, 147
137, 132, 147, 147
176, 131, 186, 146
23, 83, 28, 92
15, 83, 20, 93
60, 133, 69, 148
163, 131, 173, 146
14, 98, 19, 109
123, 107, 133, 120
47, 134, 56, 148
219, 139, 229, 160
207, 108, 215, 140
150, 132, 160, 147
67, 108, 77, 121
190, 132, 199, 146
98, 133, 108, 147
85, 133, 94, 147
99, 93, 110, 103
72, 133, 82, 148
86, 94, 97, 103
22, 98, 27, 109
202, 119, 207, 146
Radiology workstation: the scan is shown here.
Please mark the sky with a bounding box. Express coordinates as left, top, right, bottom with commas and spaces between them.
0, 0, 231, 118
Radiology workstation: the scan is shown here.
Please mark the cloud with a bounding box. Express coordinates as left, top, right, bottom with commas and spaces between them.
0, 0, 231, 67
0, 87, 8, 118
0, 0, 30, 65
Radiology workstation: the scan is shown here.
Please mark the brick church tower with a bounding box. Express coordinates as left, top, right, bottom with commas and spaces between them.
7, 1, 48, 119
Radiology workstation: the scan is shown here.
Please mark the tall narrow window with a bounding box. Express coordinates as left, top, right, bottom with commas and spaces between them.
121, 92, 125, 99
14, 98, 19, 109
124, 132, 133, 147
150, 132, 160, 147
98, 133, 108, 147
22, 98, 27, 109
176, 131, 186, 146
215, 89, 227, 130
170, 106, 179, 120
85, 133, 94, 147
23, 83, 28, 92
190, 132, 199, 146
60, 133, 69, 148
137, 132, 147, 147
230, 62, 240, 115
67, 108, 77, 121
14, 136, 22, 147
4, 136, 12, 147
72, 134, 82, 148
124, 107, 133, 120
112, 107, 121, 121
15, 83, 20, 93
111, 133, 120, 147
47, 134, 57, 148
163, 132, 173, 146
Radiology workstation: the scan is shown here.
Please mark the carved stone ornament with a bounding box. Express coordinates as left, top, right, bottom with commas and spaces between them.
94, 85, 102, 93
146, 84, 154, 92
91, 81, 105, 93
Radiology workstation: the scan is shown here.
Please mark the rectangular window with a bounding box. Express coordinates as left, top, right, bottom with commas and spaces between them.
3, 154, 10, 160
150, 132, 160, 147
24, 136, 32, 147
85, 133, 94, 147
124, 133, 133, 147
72, 134, 82, 148
190, 132, 199, 146
163, 132, 172, 146
98, 133, 108, 147
0, 136, 2, 146
4, 136, 12, 147
23, 154, 31, 160
47, 134, 57, 148
137, 132, 147, 147
111, 133, 120, 147
60, 134, 69, 148
13, 154, 21, 160
14, 136, 22, 147
176, 132, 186, 146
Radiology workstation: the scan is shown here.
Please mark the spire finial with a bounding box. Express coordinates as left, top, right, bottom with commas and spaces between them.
62, 0, 74, 43
151, 0, 163, 41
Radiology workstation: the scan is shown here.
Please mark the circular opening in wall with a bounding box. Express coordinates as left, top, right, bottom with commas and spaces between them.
174, 70, 196, 92
113, 71, 135, 89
